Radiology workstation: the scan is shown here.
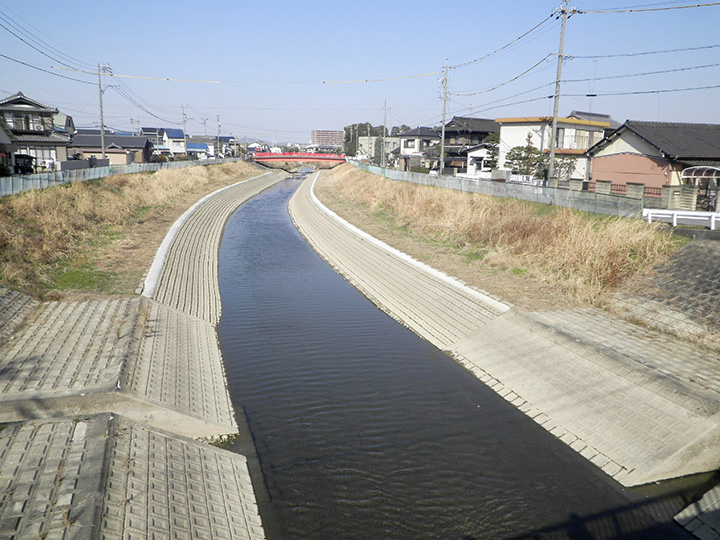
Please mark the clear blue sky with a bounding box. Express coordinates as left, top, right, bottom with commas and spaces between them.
2, 0, 719, 143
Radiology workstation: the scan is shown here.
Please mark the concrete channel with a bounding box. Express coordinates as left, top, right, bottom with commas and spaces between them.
2, 163, 719, 539
288, 171, 720, 539
0, 170, 284, 540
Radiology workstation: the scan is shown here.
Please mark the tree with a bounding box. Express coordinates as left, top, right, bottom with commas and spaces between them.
483, 132, 499, 170
391, 125, 411, 137
505, 134, 545, 176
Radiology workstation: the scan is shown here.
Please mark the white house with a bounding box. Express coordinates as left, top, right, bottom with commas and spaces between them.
496, 115, 610, 180
397, 127, 440, 171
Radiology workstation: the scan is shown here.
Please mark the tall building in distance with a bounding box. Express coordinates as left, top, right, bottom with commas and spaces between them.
311, 129, 344, 147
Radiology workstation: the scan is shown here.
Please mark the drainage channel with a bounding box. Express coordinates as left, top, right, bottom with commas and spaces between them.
218, 179, 695, 540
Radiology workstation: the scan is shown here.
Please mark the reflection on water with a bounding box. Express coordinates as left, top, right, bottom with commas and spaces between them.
218, 180, 694, 539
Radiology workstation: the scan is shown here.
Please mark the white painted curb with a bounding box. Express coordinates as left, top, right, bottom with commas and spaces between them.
307, 172, 510, 314
142, 172, 271, 298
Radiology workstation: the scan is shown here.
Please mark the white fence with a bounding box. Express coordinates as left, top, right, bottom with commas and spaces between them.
643, 208, 720, 231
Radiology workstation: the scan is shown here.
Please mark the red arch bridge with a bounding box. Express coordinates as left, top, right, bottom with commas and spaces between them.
252, 152, 346, 167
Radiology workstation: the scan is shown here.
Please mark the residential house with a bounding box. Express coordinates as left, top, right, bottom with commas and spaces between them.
587, 120, 720, 189
0, 92, 72, 172
441, 116, 498, 171
496, 115, 610, 180
140, 127, 185, 157
356, 135, 399, 163
69, 134, 153, 165
464, 144, 495, 176
398, 127, 440, 171
162, 128, 186, 155
186, 142, 211, 160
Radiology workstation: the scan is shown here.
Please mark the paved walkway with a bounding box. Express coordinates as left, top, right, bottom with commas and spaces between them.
0, 169, 284, 539
290, 171, 720, 536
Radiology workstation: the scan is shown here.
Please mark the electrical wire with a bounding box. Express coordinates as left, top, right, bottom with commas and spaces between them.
571, 43, 720, 59
569, 83, 720, 97
0, 53, 95, 85
563, 61, 720, 83
450, 55, 553, 96
450, 15, 554, 69
575, 1, 720, 13
0, 5, 96, 70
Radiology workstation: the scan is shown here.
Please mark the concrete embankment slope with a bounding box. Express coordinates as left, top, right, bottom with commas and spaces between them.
289, 172, 720, 491
0, 169, 283, 539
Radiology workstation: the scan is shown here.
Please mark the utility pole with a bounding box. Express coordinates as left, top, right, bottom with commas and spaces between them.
202, 117, 208, 136
181, 105, 188, 156
97, 63, 107, 159
382, 99, 388, 168
548, 1, 571, 181
439, 60, 449, 175
217, 115, 221, 158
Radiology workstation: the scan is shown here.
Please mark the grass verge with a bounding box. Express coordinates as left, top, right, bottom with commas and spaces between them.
0, 161, 260, 297
320, 164, 686, 306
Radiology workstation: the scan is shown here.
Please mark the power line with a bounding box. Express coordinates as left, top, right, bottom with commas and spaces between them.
570, 83, 720, 97
0, 53, 95, 85
450, 15, 555, 69
0, 2, 96, 70
450, 55, 553, 96
575, 1, 720, 12
563, 61, 720, 83
571, 43, 720, 59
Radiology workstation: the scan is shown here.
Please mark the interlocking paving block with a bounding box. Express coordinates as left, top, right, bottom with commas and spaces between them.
0, 297, 236, 438
289, 175, 507, 350
610, 239, 720, 351
102, 416, 265, 540
121, 299, 237, 434
0, 287, 38, 346
0, 298, 138, 400
676, 485, 720, 539
150, 173, 283, 325
0, 415, 266, 540
0, 416, 107, 539
451, 310, 720, 487
526, 308, 720, 413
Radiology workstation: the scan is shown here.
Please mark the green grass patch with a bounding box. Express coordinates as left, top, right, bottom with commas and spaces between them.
53, 266, 118, 292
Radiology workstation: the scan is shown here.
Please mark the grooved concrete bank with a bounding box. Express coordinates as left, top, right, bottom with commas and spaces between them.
289, 174, 720, 494
0, 170, 283, 539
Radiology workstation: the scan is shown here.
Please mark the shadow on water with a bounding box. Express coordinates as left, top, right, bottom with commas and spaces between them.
217, 180, 707, 540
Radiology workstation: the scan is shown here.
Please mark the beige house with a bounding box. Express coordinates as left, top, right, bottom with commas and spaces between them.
587, 120, 720, 189
496, 115, 610, 180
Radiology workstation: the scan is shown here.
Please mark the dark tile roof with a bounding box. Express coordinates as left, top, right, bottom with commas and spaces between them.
0, 92, 58, 114
398, 127, 439, 138
570, 110, 621, 129
445, 116, 499, 133
14, 132, 70, 144
70, 134, 151, 149
624, 121, 720, 159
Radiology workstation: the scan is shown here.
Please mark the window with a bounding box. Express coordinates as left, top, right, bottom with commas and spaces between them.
404, 139, 415, 149
555, 127, 565, 148
574, 130, 590, 149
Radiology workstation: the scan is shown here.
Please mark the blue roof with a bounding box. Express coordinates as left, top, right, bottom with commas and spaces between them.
164, 128, 185, 139
187, 142, 209, 151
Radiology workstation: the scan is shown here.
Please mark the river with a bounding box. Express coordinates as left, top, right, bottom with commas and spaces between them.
217, 179, 695, 540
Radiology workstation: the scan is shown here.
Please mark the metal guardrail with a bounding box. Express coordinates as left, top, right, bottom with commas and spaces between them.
0, 158, 240, 197
643, 208, 720, 230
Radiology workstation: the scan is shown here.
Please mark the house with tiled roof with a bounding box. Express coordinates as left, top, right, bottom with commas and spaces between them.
398, 127, 440, 171
69, 134, 153, 165
0, 92, 72, 173
586, 120, 720, 189
441, 116, 499, 171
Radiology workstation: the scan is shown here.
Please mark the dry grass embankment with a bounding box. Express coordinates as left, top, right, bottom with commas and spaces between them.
320, 165, 683, 306
0, 161, 259, 296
